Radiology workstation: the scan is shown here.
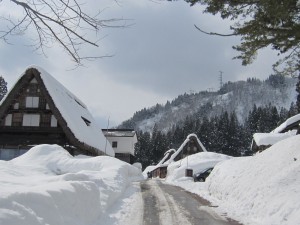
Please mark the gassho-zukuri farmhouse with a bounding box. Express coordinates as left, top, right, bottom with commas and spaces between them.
0, 66, 137, 164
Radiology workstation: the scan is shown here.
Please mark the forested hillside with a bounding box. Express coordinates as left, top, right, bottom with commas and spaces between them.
118, 75, 298, 168
119, 75, 296, 132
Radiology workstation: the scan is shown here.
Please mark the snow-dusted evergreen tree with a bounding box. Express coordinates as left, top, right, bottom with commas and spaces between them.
197, 116, 213, 149
288, 102, 298, 117
215, 112, 227, 154
134, 131, 152, 169
246, 104, 259, 135
150, 124, 167, 164
246, 104, 282, 133
0, 76, 7, 101
227, 112, 242, 156
279, 107, 289, 123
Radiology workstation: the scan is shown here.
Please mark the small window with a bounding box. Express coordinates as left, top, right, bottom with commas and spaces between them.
30, 78, 38, 84
23, 114, 40, 127
81, 116, 91, 126
51, 115, 57, 127
26, 97, 39, 108
112, 141, 118, 148
4, 114, 12, 126
13, 103, 19, 109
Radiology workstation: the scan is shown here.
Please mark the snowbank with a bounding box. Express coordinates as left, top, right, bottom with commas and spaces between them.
206, 135, 300, 225
165, 137, 300, 225
0, 145, 143, 225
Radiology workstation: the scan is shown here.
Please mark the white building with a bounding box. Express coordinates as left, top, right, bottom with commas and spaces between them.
102, 129, 137, 164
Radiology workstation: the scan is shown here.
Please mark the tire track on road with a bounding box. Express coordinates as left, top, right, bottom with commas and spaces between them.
141, 179, 242, 225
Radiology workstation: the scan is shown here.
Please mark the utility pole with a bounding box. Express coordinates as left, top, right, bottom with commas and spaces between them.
104, 116, 110, 155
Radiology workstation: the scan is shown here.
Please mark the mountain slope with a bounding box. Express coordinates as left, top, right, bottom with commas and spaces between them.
118, 75, 297, 132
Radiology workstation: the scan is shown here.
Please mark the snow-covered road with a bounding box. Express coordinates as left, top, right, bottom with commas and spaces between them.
102, 179, 241, 225
140, 179, 240, 225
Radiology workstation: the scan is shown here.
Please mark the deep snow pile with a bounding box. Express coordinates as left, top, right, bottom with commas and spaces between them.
166, 136, 300, 225
0, 145, 143, 225
206, 135, 300, 225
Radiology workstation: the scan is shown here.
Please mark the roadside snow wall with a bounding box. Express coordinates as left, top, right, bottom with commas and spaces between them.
0, 144, 143, 225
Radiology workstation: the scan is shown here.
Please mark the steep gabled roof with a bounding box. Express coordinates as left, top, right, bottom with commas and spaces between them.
0, 66, 114, 156
157, 149, 176, 166
169, 133, 207, 162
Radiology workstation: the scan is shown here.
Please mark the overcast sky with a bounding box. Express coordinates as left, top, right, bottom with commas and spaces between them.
0, 0, 279, 127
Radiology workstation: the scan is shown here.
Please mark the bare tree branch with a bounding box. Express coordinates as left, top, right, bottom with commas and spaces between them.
194, 24, 236, 37
0, 0, 125, 64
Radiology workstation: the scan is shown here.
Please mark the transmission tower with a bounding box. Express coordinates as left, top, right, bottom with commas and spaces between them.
219, 71, 224, 89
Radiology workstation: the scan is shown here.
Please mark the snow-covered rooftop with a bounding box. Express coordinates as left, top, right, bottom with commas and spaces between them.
169, 134, 207, 162
102, 129, 136, 137
157, 149, 176, 166
272, 113, 300, 133
37, 66, 114, 156
253, 130, 297, 146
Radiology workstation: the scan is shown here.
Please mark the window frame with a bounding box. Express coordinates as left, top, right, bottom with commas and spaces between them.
4, 114, 12, 126
112, 141, 118, 148
22, 114, 40, 127
25, 96, 39, 108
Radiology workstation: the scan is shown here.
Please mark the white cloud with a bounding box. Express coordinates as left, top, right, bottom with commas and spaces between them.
0, 0, 280, 127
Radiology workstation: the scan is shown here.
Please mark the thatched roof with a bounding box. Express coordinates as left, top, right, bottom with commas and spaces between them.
272, 114, 300, 134
170, 134, 207, 162
0, 66, 114, 156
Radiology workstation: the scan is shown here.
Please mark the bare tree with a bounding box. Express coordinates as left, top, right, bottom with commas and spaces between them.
0, 0, 122, 64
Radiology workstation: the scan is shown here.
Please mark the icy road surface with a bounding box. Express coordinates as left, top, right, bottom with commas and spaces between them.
141, 179, 241, 225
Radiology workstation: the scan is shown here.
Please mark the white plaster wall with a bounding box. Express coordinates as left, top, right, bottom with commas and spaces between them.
106, 136, 136, 155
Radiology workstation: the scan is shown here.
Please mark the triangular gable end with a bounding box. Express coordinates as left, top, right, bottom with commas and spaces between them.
0, 67, 113, 157
170, 134, 207, 162
0, 69, 64, 149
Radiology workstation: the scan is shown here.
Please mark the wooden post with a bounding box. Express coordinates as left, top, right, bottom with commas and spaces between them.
185, 169, 193, 177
